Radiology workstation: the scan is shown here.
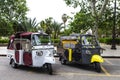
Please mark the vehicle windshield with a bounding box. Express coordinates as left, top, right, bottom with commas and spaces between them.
81, 35, 98, 46
32, 34, 51, 45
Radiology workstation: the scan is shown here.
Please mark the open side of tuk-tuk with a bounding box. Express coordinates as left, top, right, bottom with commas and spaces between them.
7, 32, 55, 75
59, 34, 104, 72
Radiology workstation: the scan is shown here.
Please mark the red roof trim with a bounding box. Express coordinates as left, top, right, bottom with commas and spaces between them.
20, 32, 32, 36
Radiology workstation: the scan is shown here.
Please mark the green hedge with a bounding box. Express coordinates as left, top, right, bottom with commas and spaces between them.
0, 38, 60, 44
51, 39, 60, 43
0, 39, 9, 43
1, 38, 119, 45
99, 38, 120, 45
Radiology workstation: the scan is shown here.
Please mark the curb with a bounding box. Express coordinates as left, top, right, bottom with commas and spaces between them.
0, 43, 7, 46
0, 54, 6, 57
102, 56, 120, 58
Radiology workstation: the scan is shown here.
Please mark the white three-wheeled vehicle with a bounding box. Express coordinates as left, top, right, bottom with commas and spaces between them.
7, 32, 55, 74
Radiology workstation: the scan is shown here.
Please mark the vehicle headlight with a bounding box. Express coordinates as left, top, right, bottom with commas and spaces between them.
36, 51, 43, 56
49, 53, 52, 57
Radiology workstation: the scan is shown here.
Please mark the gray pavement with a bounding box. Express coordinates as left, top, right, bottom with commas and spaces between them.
0, 47, 7, 56
100, 44, 120, 58
0, 44, 120, 57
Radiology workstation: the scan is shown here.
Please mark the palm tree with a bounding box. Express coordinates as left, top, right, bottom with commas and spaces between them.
40, 20, 46, 31
51, 21, 63, 39
45, 17, 53, 35
12, 21, 26, 33
40, 17, 53, 35
62, 14, 67, 31
21, 18, 39, 32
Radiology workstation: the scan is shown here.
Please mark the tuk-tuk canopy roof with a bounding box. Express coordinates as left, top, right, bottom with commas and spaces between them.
60, 33, 95, 41
60, 36, 77, 41
70, 33, 80, 37
10, 32, 48, 39
20, 32, 33, 36
13, 32, 32, 38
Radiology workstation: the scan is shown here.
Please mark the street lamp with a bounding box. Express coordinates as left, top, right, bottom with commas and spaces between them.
111, 0, 117, 49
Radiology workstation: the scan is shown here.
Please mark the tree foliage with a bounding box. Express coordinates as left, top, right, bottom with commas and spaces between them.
64, 0, 120, 37
51, 21, 63, 39
0, 0, 28, 21
64, 0, 109, 36
40, 17, 53, 35
70, 10, 94, 33
21, 18, 39, 32
0, 0, 28, 36
40, 17, 63, 38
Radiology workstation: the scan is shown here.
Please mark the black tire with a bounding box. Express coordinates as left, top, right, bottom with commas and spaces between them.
11, 59, 17, 68
94, 62, 101, 73
46, 63, 53, 75
61, 57, 66, 65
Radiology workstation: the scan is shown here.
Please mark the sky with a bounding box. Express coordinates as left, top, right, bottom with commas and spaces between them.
26, 0, 79, 23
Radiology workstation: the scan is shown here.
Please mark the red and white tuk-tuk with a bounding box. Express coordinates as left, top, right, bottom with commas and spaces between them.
7, 32, 55, 74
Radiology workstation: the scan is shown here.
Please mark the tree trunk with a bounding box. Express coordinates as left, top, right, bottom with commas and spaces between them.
93, 20, 99, 39
90, 0, 109, 39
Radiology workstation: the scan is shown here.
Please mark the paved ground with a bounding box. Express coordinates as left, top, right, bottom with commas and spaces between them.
0, 44, 120, 57
0, 57, 120, 80
100, 44, 120, 57
0, 47, 7, 56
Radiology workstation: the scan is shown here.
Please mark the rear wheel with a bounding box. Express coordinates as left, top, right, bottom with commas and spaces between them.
11, 59, 17, 68
61, 57, 66, 65
94, 62, 101, 73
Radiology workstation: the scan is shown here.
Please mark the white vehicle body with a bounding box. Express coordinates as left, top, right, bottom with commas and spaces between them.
7, 32, 55, 74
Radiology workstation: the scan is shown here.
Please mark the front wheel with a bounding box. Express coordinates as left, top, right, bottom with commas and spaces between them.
45, 63, 53, 75
94, 62, 101, 73
11, 59, 17, 68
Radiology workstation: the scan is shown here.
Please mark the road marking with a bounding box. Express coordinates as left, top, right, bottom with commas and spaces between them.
101, 66, 111, 76
105, 59, 114, 65
57, 72, 106, 76
57, 72, 120, 77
